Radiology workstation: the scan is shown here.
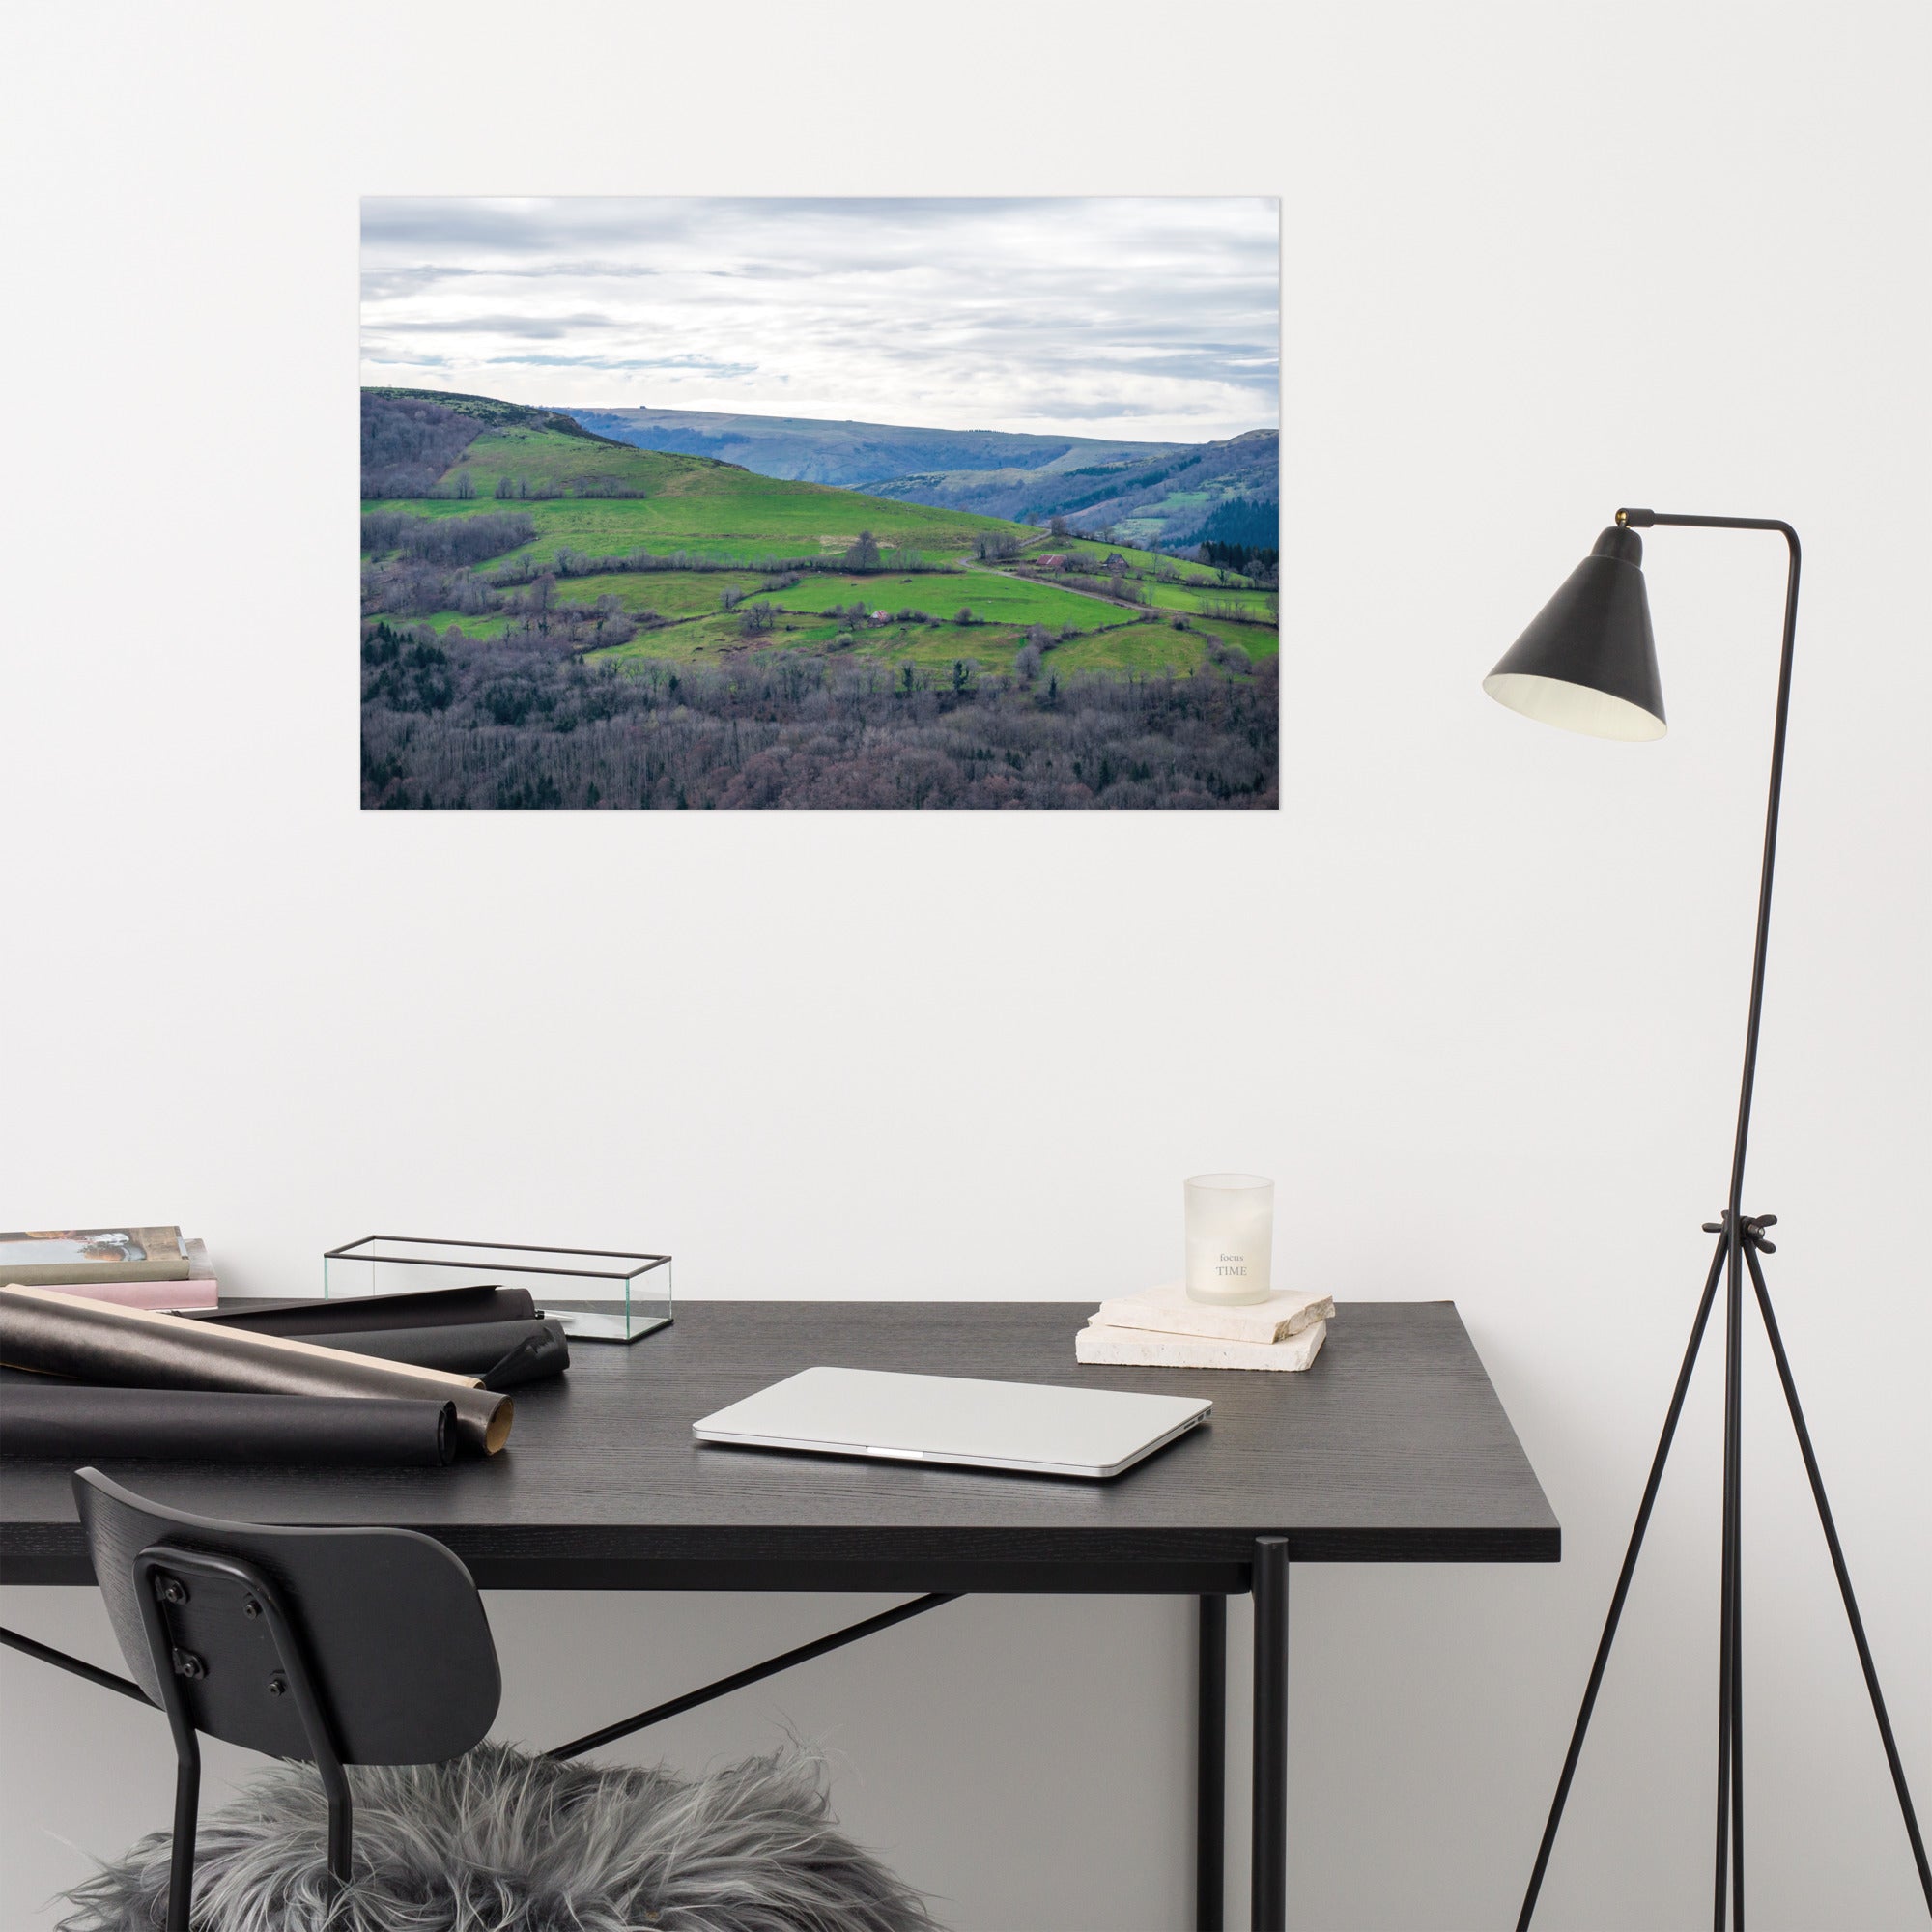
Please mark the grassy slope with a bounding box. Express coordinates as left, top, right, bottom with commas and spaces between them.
369, 426, 1033, 562
395, 581, 1276, 682
588, 604, 1273, 680
365, 417, 1277, 681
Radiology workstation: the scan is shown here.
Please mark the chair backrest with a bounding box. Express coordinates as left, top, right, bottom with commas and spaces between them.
74, 1468, 500, 1766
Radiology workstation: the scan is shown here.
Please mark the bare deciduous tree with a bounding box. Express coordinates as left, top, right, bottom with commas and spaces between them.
362, 634, 1279, 810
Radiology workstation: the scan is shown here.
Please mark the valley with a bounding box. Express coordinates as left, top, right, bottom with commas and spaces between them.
566, 404, 1278, 557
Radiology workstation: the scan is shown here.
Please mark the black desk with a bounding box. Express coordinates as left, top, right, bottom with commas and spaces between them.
0, 1300, 1558, 1929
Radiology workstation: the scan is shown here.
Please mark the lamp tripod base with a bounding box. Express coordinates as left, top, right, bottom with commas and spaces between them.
1518, 1213, 1931, 1929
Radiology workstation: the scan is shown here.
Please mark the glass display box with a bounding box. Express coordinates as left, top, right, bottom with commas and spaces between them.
323, 1237, 671, 1343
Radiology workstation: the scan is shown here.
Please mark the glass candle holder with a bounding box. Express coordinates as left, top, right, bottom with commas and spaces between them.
1184, 1173, 1275, 1305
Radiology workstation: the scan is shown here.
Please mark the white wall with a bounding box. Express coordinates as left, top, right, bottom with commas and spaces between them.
3, 4, 1927, 1926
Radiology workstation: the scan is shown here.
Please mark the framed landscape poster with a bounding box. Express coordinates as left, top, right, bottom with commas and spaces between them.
360, 197, 1280, 809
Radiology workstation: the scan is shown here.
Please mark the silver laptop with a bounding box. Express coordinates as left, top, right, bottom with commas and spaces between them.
692, 1366, 1211, 1480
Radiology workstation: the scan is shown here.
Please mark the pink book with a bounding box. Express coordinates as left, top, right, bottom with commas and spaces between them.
30, 1277, 219, 1312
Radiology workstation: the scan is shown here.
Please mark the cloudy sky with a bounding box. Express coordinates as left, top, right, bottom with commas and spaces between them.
361, 198, 1278, 442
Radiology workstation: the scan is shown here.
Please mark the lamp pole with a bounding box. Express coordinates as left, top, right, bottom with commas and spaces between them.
1616, 511, 1803, 1229
1507, 513, 1930, 1930
1634, 510, 1799, 1928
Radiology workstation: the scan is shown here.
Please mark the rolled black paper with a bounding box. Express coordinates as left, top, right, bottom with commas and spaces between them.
480, 1335, 551, 1392
0, 1385, 456, 1466
307, 1318, 568, 1385
0, 1286, 513, 1456
186, 1284, 538, 1335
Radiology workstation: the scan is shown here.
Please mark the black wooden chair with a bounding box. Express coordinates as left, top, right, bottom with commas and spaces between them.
70, 1468, 932, 1932
74, 1467, 501, 1932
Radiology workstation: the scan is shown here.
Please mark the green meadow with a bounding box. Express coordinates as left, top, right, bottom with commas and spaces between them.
744, 567, 1111, 632
364, 411, 1276, 683
1141, 578, 1279, 621
536, 569, 770, 619
583, 600, 1276, 680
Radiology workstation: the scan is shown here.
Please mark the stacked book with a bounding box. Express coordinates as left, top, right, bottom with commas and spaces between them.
0, 1226, 215, 1310
1075, 1279, 1333, 1371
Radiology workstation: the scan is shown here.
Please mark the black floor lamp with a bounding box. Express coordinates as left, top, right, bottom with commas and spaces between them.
1484, 510, 1931, 1930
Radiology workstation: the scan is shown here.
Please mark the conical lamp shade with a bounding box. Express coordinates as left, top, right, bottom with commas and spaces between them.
1484, 526, 1666, 741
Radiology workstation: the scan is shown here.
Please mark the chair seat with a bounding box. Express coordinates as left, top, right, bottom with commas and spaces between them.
59, 1741, 935, 1932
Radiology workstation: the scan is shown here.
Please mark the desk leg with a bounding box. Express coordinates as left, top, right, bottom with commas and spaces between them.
1252, 1538, 1290, 1932
1197, 1594, 1227, 1931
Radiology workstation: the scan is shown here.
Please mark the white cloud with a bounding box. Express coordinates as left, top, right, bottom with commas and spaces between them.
359, 197, 1279, 442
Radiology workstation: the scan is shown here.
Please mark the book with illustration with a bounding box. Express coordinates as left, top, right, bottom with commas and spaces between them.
0, 1227, 191, 1286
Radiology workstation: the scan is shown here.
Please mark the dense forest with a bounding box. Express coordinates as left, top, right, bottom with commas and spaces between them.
1200, 538, 1280, 576
362, 622, 1277, 810
360, 394, 484, 497
1194, 497, 1281, 556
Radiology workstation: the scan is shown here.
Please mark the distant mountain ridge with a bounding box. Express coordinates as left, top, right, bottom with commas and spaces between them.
561, 405, 1179, 490
867, 426, 1277, 554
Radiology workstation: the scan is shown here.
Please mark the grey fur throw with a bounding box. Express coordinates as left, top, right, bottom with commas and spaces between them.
58, 1741, 937, 1932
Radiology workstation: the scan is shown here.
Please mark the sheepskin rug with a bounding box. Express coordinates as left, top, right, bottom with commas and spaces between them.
58, 1742, 937, 1932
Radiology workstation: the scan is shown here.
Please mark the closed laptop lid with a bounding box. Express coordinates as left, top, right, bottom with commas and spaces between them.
693, 1366, 1210, 1478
